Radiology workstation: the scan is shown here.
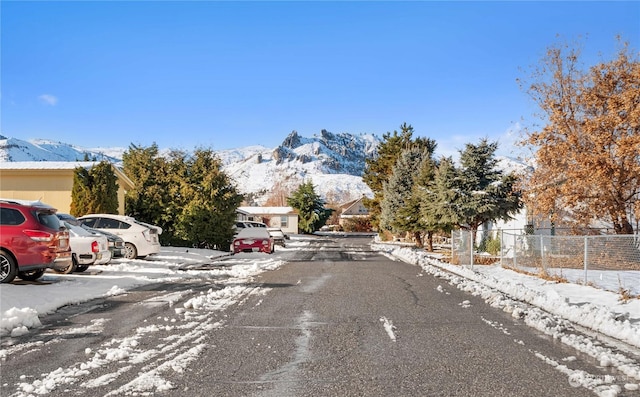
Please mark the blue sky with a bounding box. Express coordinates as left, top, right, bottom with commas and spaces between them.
1, 1, 638, 158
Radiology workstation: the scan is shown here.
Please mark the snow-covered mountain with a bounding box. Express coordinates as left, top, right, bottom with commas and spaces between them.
0, 132, 530, 205
218, 130, 379, 204
0, 131, 380, 205
0, 135, 124, 163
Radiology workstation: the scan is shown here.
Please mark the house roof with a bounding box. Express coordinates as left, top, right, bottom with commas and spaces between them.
0, 161, 103, 169
340, 196, 367, 214
238, 206, 296, 215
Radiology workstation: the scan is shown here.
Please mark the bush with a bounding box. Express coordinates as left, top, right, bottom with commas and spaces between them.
485, 235, 501, 256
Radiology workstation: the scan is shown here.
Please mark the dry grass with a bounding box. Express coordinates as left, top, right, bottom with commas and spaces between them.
503, 265, 569, 284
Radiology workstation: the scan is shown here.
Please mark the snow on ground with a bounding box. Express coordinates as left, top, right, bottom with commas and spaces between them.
0, 243, 296, 338
0, 240, 307, 397
374, 242, 640, 396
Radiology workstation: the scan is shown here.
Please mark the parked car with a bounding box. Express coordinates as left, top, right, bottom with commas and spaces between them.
233, 227, 274, 254
58, 221, 111, 273
0, 199, 72, 283
267, 228, 287, 247
235, 220, 267, 232
57, 213, 125, 258
77, 214, 162, 259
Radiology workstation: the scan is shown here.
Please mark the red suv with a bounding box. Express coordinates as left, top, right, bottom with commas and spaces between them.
0, 199, 72, 283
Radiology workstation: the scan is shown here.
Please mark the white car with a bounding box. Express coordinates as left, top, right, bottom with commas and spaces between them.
58, 222, 111, 273
77, 214, 162, 259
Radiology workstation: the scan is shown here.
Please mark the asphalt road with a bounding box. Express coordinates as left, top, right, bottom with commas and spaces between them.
0, 235, 629, 396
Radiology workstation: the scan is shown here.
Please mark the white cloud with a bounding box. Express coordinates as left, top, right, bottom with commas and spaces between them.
38, 94, 58, 106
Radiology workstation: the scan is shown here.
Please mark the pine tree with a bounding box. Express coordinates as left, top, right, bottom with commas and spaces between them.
380, 146, 426, 234
453, 139, 522, 244
70, 162, 119, 216
90, 161, 119, 214
519, 38, 639, 234
70, 167, 93, 217
363, 123, 414, 231
405, 153, 444, 250
175, 149, 243, 250
287, 180, 331, 234
122, 143, 168, 229
421, 157, 463, 230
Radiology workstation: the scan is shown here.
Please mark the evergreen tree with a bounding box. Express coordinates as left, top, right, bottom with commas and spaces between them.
122, 143, 169, 229
421, 157, 463, 230
287, 180, 331, 234
70, 167, 93, 217
379, 146, 426, 233
452, 139, 522, 244
70, 162, 119, 216
90, 161, 119, 214
363, 123, 414, 231
175, 149, 243, 250
399, 151, 442, 250
363, 123, 437, 232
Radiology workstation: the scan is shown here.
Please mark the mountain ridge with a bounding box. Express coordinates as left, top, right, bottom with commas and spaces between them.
0, 132, 529, 205
0, 132, 380, 204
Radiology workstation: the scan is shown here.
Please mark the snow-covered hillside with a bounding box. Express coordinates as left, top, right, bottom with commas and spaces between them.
0, 132, 531, 206
0, 131, 380, 205
0, 135, 124, 163
218, 130, 379, 204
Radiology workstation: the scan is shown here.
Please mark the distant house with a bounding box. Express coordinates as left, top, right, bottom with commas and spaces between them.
0, 161, 134, 215
338, 196, 370, 226
237, 206, 299, 235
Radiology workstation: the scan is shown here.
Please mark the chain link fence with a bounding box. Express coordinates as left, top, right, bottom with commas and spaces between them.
452, 230, 640, 295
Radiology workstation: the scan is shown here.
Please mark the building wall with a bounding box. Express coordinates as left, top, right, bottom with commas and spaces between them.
0, 169, 128, 215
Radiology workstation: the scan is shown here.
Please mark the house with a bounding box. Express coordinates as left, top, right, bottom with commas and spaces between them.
237, 206, 299, 235
0, 161, 134, 215
338, 196, 370, 227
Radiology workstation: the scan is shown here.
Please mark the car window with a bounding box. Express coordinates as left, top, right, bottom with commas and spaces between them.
80, 218, 98, 228
37, 211, 61, 230
99, 218, 130, 229
0, 208, 26, 225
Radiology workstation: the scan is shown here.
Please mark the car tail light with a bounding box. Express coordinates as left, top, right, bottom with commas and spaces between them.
23, 230, 54, 242
262, 240, 269, 246
142, 229, 152, 242
91, 241, 99, 253
57, 231, 70, 249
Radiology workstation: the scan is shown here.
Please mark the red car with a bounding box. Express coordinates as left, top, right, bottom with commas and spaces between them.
233, 227, 274, 254
0, 199, 72, 283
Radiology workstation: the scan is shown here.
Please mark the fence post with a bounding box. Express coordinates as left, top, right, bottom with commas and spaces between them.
583, 236, 588, 286
451, 230, 454, 264
499, 230, 503, 267
470, 230, 474, 270
513, 233, 517, 269
540, 234, 545, 272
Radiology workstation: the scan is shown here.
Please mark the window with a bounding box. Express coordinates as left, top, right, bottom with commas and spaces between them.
80, 218, 97, 228
280, 216, 288, 228
37, 212, 61, 230
0, 208, 25, 225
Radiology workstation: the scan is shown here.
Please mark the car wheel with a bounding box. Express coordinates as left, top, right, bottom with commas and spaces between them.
124, 243, 138, 259
0, 251, 18, 283
54, 255, 78, 274
17, 269, 46, 281
75, 265, 90, 272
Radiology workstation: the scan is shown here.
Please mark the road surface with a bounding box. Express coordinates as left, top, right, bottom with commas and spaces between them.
1, 235, 631, 396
